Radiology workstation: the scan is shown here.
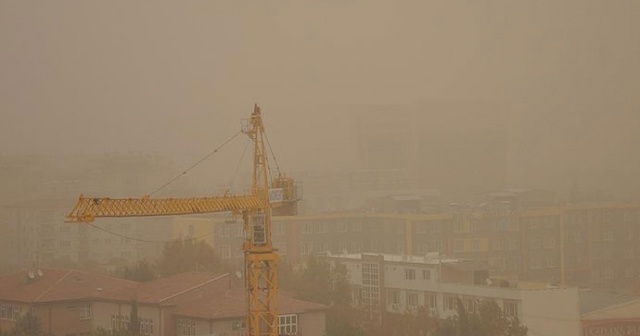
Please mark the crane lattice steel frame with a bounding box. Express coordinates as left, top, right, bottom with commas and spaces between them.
67, 104, 286, 336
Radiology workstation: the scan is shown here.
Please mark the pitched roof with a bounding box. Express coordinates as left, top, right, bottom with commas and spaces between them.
580, 289, 640, 315
134, 272, 228, 303
0, 268, 138, 303
174, 289, 328, 320
0, 269, 227, 305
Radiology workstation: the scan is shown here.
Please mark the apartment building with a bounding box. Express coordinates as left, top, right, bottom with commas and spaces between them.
326, 252, 582, 336
0, 268, 327, 336
0, 198, 173, 270
210, 202, 640, 290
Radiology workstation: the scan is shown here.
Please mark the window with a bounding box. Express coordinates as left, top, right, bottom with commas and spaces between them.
464, 297, 476, 312
529, 256, 541, 269
444, 295, 458, 311
425, 292, 437, 309
78, 304, 91, 320
275, 223, 286, 236
140, 318, 154, 336
626, 246, 635, 259
406, 292, 419, 308
0, 304, 20, 321
232, 320, 246, 330
188, 224, 195, 238
507, 239, 520, 251
417, 223, 428, 234
301, 242, 313, 256
529, 238, 541, 249
362, 263, 380, 308
604, 266, 615, 280
546, 256, 557, 268
471, 240, 480, 251
387, 290, 400, 305
422, 269, 431, 280
351, 222, 362, 232
430, 240, 442, 252
177, 318, 196, 336
218, 225, 230, 238
603, 230, 614, 241
218, 246, 231, 259
504, 301, 518, 317
278, 314, 298, 335
337, 221, 348, 233
454, 240, 464, 252
318, 222, 328, 234
543, 236, 556, 249
111, 314, 130, 332
405, 268, 416, 280
303, 222, 314, 234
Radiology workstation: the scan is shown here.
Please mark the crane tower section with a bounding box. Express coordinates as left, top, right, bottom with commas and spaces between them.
67, 104, 300, 336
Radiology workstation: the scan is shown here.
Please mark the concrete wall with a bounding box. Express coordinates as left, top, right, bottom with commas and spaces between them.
185, 311, 325, 336
91, 301, 161, 336
299, 311, 326, 336
520, 287, 581, 336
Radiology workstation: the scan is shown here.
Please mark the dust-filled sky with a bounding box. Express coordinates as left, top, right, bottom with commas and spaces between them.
1, 1, 639, 198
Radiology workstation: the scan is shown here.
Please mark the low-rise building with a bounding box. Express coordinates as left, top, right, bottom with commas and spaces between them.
0, 268, 327, 336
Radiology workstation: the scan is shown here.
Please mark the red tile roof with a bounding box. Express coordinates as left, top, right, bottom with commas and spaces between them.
0, 269, 227, 305
133, 272, 228, 304
174, 288, 328, 320
0, 268, 138, 303
0, 269, 321, 321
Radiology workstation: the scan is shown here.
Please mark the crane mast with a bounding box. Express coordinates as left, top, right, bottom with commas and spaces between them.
67, 104, 296, 336
242, 104, 280, 336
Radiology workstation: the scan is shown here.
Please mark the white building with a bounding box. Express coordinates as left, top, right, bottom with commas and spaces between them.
328, 252, 582, 336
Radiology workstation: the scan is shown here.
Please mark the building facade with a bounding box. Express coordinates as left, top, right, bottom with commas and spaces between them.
0, 269, 326, 336
326, 252, 582, 336
210, 202, 640, 290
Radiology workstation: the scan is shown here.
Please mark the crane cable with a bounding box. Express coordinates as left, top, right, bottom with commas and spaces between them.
264, 131, 282, 179
87, 222, 217, 245
229, 138, 252, 190
148, 131, 242, 197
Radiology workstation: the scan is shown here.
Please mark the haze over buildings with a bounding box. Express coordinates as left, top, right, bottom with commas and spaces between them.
1, 0, 640, 200
1, 1, 639, 335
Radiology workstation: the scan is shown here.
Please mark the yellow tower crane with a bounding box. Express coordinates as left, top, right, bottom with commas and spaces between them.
66, 104, 300, 336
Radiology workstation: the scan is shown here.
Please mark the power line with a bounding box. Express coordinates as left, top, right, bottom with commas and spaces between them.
148, 131, 242, 197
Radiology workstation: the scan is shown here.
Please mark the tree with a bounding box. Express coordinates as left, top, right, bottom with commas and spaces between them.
121, 259, 156, 282
157, 239, 226, 277
6, 310, 46, 336
434, 299, 528, 336
282, 256, 365, 336
128, 300, 140, 335
92, 328, 137, 336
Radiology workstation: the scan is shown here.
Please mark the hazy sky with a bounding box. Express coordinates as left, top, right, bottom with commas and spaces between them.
2, 1, 639, 195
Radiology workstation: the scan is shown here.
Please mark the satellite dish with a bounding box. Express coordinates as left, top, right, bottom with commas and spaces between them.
37, 269, 44, 278
27, 270, 36, 280
235, 271, 242, 279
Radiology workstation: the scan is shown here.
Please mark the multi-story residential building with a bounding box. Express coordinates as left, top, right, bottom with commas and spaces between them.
0, 268, 327, 336
209, 202, 640, 290
351, 102, 510, 199
327, 252, 582, 336
0, 199, 173, 270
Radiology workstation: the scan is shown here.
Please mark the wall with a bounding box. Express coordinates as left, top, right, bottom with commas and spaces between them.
299, 311, 326, 336
520, 287, 581, 336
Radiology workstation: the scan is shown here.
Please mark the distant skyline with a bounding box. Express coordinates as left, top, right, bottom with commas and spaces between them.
2, 1, 639, 198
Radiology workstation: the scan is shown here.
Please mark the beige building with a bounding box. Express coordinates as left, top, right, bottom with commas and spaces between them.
0, 268, 327, 336
328, 252, 582, 336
